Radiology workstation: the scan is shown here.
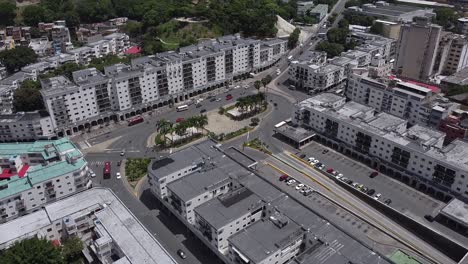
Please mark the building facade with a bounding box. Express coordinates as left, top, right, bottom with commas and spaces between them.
346, 72, 459, 127
293, 93, 468, 201
0, 138, 89, 223
0, 111, 55, 142
40, 34, 287, 136
394, 17, 442, 81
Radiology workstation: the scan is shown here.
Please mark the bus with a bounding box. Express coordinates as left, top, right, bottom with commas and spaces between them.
275, 121, 287, 128
103, 162, 111, 179
128, 116, 144, 126
177, 105, 189, 112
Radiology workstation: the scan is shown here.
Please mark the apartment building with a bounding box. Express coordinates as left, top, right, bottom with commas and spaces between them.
0, 188, 177, 264
0, 138, 89, 223
41, 35, 287, 136
147, 139, 391, 264
68, 33, 131, 64
394, 17, 442, 81
50, 25, 72, 54
457, 17, 468, 35
346, 72, 459, 127
345, 1, 435, 22
443, 34, 468, 75
0, 111, 54, 142
293, 93, 468, 201
289, 32, 395, 93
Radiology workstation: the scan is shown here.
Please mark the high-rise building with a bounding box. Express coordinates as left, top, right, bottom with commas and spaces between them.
394, 17, 442, 81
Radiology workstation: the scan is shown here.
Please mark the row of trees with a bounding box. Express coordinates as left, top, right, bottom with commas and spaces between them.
235, 93, 267, 114
0, 237, 83, 264
156, 115, 208, 146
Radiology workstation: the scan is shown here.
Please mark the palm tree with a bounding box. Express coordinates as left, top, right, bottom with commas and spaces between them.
157, 119, 173, 146
174, 123, 186, 143
254, 80, 262, 94
198, 115, 208, 133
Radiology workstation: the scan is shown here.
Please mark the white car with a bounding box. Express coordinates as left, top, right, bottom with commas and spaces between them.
216, 98, 221, 102
116, 172, 121, 179
287, 179, 296, 186
374, 193, 382, 200
337, 173, 343, 177
312, 159, 319, 165
307, 157, 315, 162
332, 171, 339, 176
120, 150, 125, 156
89, 170, 96, 178
295, 183, 305, 190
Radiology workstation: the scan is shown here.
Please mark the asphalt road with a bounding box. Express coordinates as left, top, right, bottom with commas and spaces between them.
265, 151, 455, 264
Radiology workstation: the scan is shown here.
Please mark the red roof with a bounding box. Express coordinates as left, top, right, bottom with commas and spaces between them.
389, 75, 441, 93
18, 165, 29, 177
124, 46, 142, 55
0, 165, 30, 179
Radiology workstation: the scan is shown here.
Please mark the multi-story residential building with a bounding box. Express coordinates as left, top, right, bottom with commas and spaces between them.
147, 139, 392, 264
40, 34, 287, 136
0, 111, 54, 142
309, 4, 328, 21
443, 34, 468, 75
347, 31, 397, 60
457, 17, 468, 36
0, 138, 89, 223
440, 67, 468, 91
28, 38, 53, 57
438, 111, 468, 144
394, 17, 442, 81
292, 93, 468, 201
0, 71, 37, 113
50, 25, 72, 54
347, 72, 459, 127
297, 1, 315, 15
0, 188, 177, 264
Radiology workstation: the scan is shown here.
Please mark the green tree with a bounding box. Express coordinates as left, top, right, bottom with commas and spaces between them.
0, 237, 64, 264
0, 47, 38, 74
433, 8, 460, 30
13, 80, 44, 112
125, 21, 142, 38
62, 236, 83, 263
288, 28, 301, 49
370, 22, 384, 35
30, 27, 42, 38
0, 1, 16, 26
22, 5, 46, 26
345, 0, 361, 7
327, 28, 349, 44
261, 75, 272, 88
254, 80, 262, 93
316, 41, 344, 58
39, 62, 85, 79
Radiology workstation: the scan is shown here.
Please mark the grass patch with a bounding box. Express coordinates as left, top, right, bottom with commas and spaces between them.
125, 158, 151, 182
209, 126, 253, 142
156, 19, 222, 50
243, 138, 272, 155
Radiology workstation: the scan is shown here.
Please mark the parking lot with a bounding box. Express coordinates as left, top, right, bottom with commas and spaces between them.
299, 142, 445, 218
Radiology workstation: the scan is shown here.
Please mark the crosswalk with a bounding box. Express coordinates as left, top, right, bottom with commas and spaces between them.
76, 140, 91, 150
89, 161, 114, 166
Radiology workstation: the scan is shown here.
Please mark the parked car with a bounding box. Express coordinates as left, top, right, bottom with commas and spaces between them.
303, 189, 313, 196
335, 175, 342, 180
200, 109, 207, 113
210, 97, 216, 102
332, 171, 339, 176
352, 182, 359, 188
314, 162, 323, 168
361, 187, 368, 193
177, 249, 187, 259
299, 153, 306, 159
384, 199, 392, 205
89, 170, 96, 178
326, 168, 334, 173
216, 98, 222, 102
322, 149, 329, 154
116, 172, 121, 179
367, 189, 376, 196
226, 94, 233, 100
373, 193, 382, 200
287, 179, 296, 186
279, 174, 289, 181
117, 160, 121, 166
176, 117, 185, 123
337, 173, 343, 178
370, 171, 379, 178
295, 183, 305, 190
120, 149, 125, 156
319, 164, 325, 170
308, 157, 315, 162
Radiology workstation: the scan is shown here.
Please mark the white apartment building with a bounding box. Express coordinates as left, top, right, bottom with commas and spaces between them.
0, 138, 89, 223
457, 17, 468, 36
443, 34, 468, 75
0, 111, 54, 142
0, 188, 177, 264
41, 34, 287, 136
346, 72, 459, 127
147, 140, 391, 264
293, 93, 468, 201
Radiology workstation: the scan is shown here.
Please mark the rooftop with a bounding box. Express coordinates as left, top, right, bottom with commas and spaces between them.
0, 188, 177, 264
194, 188, 263, 230
440, 199, 468, 228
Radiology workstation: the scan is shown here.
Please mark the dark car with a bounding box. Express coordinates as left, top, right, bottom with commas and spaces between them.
370, 171, 379, 178
117, 160, 121, 166
367, 189, 376, 196
200, 109, 207, 113
279, 174, 289, 181
322, 149, 329, 154
210, 97, 216, 102
226, 94, 233, 100
314, 162, 323, 168
384, 199, 392, 205
346, 180, 353, 185
299, 153, 306, 159
361, 187, 368, 193
177, 249, 187, 259
176, 117, 185, 123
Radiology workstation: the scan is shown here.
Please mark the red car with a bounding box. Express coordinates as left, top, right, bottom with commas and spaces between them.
176, 117, 185, 123
326, 168, 334, 173
279, 174, 289, 181
370, 171, 379, 178
226, 94, 233, 100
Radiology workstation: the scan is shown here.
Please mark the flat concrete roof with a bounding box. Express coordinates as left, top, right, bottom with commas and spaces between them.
275, 125, 316, 143
0, 188, 177, 264
440, 199, 468, 227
